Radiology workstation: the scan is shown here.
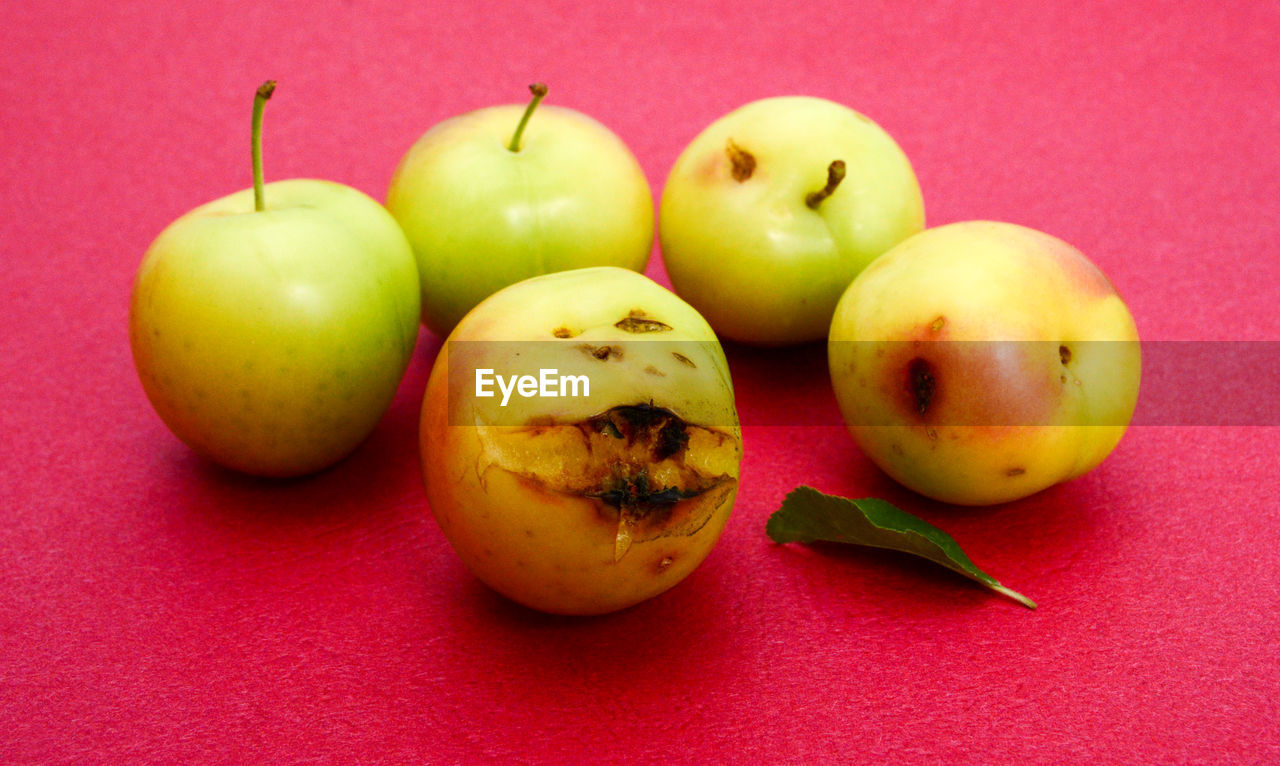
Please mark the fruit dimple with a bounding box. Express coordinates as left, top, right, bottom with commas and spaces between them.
725, 138, 756, 182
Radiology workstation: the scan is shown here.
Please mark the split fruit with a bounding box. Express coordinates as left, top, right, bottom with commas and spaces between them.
420, 267, 741, 614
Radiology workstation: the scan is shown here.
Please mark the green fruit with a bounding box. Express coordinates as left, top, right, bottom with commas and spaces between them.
660, 96, 924, 345
387, 84, 654, 338
130, 83, 420, 477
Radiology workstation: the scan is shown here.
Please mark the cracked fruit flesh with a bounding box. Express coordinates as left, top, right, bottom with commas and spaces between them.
420, 267, 741, 614
828, 221, 1141, 505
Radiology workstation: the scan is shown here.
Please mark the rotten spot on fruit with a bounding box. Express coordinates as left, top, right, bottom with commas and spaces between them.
907, 358, 937, 416
725, 138, 756, 182
615, 312, 673, 333
1006, 467, 1026, 477
474, 404, 738, 562
1059, 345, 1072, 365
552, 327, 578, 339
579, 343, 622, 361
595, 417, 624, 439
672, 352, 696, 368
644, 365, 666, 377
655, 555, 675, 573
930, 316, 946, 333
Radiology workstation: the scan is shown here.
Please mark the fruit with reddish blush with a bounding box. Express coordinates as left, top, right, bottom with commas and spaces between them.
828, 221, 1141, 505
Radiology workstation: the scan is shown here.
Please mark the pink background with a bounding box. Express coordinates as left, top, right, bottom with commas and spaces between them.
3, 1, 1278, 762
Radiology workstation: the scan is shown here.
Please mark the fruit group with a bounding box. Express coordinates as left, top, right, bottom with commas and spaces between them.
421, 267, 741, 614
387, 84, 654, 337
828, 221, 1141, 505
660, 96, 925, 345
130, 83, 420, 477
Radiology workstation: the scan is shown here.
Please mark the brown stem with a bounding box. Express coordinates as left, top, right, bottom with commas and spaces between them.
805, 160, 846, 209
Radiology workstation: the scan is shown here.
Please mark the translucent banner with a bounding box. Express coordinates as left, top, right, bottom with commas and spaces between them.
436, 340, 1280, 427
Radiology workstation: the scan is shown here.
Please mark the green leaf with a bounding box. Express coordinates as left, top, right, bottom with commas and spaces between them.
766, 486, 1036, 609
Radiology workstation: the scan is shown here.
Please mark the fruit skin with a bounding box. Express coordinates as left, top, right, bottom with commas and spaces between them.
659, 96, 925, 345
421, 267, 741, 615
386, 103, 654, 338
828, 221, 1141, 506
130, 179, 421, 477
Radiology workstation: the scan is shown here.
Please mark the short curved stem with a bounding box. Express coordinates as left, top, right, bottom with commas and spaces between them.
805, 160, 846, 209
508, 82, 548, 152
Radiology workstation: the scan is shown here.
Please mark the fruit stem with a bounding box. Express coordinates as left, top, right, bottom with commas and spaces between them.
251, 80, 276, 212
805, 160, 846, 209
508, 82, 548, 152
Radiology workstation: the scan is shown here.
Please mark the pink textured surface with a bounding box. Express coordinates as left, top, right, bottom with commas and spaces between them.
2, 1, 1278, 762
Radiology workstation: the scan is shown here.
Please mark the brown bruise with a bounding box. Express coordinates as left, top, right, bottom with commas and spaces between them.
475, 404, 739, 562
906, 358, 937, 415
579, 343, 622, 361
615, 309, 673, 334
870, 316, 1063, 429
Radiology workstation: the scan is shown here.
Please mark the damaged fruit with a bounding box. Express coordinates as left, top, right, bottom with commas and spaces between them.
659, 96, 925, 345
828, 221, 1141, 505
420, 267, 742, 615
